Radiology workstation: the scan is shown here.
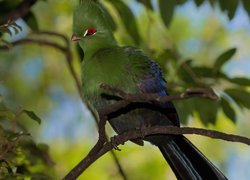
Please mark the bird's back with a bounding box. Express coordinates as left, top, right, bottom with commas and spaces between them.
81, 46, 179, 134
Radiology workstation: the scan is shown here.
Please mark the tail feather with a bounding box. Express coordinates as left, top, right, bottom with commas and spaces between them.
156, 136, 227, 180
159, 141, 202, 180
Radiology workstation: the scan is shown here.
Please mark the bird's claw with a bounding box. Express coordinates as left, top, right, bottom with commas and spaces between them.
136, 125, 146, 138
110, 135, 121, 151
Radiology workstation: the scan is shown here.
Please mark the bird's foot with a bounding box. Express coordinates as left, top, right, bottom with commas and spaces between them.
110, 135, 121, 151
137, 125, 147, 139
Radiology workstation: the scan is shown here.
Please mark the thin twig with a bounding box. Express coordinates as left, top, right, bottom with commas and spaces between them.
98, 83, 218, 117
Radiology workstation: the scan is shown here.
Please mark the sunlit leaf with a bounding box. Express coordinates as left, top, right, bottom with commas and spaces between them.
159, 0, 175, 27
213, 48, 236, 75
23, 110, 41, 124
221, 98, 236, 123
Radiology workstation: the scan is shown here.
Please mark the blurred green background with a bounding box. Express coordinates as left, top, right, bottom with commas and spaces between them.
1, 0, 250, 179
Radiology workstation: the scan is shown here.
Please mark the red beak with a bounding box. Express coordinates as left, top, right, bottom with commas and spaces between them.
71, 35, 82, 42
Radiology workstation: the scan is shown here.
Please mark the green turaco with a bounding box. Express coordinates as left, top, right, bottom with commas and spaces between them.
72, 0, 227, 179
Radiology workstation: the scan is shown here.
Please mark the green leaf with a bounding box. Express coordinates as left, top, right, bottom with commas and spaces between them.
194, 0, 204, 6
218, 0, 239, 20
221, 98, 236, 123
194, 99, 219, 125
174, 99, 194, 124
23, 11, 39, 31
208, 0, 216, 6
228, 77, 250, 86
242, 0, 250, 17
177, 60, 195, 83
108, 0, 140, 45
175, 0, 186, 5
192, 66, 215, 78
23, 110, 41, 124
213, 48, 237, 75
159, 0, 176, 27
136, 0, 153, 10
225, 88, 250, 109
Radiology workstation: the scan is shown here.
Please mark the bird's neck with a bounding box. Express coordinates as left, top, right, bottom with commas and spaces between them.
81, 35, 117, 59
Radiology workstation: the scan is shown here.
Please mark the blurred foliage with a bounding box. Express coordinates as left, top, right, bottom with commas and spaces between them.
0, 0, 250, 179
0, 96, 54, 179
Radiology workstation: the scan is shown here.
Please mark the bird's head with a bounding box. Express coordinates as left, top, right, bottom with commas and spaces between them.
72, 0, 116, 51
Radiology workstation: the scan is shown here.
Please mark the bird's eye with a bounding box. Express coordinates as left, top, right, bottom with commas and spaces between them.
83, 27, 97, 37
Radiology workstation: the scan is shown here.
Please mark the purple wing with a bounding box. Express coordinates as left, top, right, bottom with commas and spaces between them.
138, 58, 180, 126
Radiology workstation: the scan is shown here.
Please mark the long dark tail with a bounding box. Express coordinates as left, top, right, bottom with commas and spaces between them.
156, 136, 227, 180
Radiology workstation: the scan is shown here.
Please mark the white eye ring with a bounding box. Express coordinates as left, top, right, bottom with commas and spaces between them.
83, 29, 88, 37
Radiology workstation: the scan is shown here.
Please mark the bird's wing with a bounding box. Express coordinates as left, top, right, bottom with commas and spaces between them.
124, 46, 180, 126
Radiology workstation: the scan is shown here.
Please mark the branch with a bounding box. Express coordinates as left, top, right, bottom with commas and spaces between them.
63, 125, 250, 179
98, 83, 218, 116
0, 0, 38, 25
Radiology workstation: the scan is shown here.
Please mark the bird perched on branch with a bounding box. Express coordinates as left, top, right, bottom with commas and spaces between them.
72, 0, 227, 179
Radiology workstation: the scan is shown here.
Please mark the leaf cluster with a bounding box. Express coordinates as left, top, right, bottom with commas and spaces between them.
0, 96, 54, 179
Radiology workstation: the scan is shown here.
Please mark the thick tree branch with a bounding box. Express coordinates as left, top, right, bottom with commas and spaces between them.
0, 0, 38, 25
63, 125, 250, 180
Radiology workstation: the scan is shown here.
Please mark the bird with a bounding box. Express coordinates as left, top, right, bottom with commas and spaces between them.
72, 0, 227, 179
